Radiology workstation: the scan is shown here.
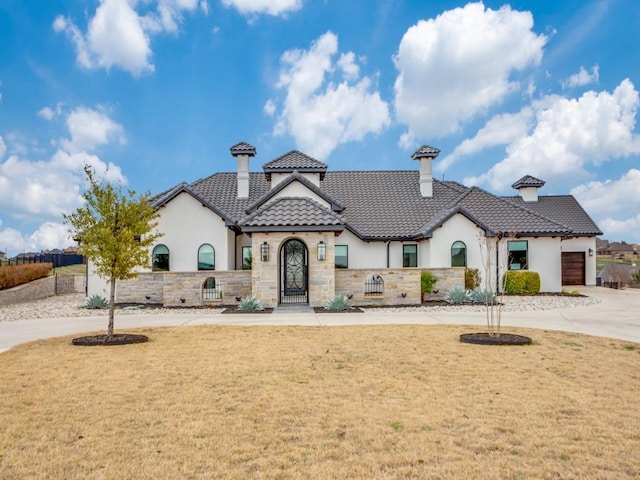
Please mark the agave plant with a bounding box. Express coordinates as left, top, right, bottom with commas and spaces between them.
84, 294, 108, 309
324, 294, 352, 311
469, 287, 496, 305
237, 295, 264, 312
445, 286, 471, 304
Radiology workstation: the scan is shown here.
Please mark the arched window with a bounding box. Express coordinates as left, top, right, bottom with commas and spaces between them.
152, 244, 170, 271
451, 241, 467, 267
198, 244, 215, 270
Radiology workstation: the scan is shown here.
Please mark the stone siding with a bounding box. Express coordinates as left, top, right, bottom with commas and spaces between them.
0, 276, 56, 306
335, 267, 465, 306
116, 271, 252, 307
55, 275, 87, 295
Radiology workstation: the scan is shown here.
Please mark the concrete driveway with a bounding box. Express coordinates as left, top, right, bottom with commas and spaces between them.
1, 286, 639, 353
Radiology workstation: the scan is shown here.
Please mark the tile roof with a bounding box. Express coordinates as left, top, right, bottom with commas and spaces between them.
511, 175, 545, 189
239, 197, 344, 232
156, 164, 600, 239
411, 145, 441, 159
503, 196, 602, 236
230, 142, 256, 156
262, 150, 328, 171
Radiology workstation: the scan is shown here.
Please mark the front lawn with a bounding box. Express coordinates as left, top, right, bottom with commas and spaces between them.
1, 325, 638, 479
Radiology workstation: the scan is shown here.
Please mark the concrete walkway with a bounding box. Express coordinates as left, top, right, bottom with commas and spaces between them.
1, 286, 639, 353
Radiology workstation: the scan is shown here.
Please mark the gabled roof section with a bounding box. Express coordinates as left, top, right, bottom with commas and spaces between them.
230, 142, 256, 156
239, 197, 344, 232
503, 195, 603, 236
262, 150, 328, 180
512, 175, 545, 189
150, 181, 234, 224
245, 170, 344, 214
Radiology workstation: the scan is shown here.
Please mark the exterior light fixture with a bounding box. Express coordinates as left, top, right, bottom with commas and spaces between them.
261, 242, 269, 262
588, 248, 594, 256
317, 241, 326, 261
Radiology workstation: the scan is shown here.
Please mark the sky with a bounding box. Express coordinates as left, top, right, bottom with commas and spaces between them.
1, 0, 639, 256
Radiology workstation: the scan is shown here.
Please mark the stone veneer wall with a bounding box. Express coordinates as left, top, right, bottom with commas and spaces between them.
55, 275, 87, 295
335, 267, 465, 306
116, 271, 252, 307
0, 276, 56, 306
251, 232, 335, 308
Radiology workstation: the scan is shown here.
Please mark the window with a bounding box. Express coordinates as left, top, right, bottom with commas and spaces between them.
335, 245, 348, 268
508, 240, 528, 270
198, 244, 215, 270
403, 244, 418, 267
242, 246, 252, 270
451, 241, 467, 267
152, 245, 170, 271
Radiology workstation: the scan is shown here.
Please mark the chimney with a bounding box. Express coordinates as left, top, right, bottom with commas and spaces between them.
511, 175, 545, 202
411, 145, 440, 198
230, 142, 256, 199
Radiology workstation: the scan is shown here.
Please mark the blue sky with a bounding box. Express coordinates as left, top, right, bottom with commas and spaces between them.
1, 0, 639, 256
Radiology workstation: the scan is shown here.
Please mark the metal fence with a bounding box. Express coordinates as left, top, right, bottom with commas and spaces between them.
202, 278, 222, 301
364, 275, 384, 296
0, 254, 84, 268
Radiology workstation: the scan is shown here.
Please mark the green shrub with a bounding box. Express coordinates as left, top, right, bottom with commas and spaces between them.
465, 268, 481, 290
502, 271, 541, 295
85, 294, 108, 309
324, 294, 352, 311
445, 286, 471, 304
237, 295, 264, 312
0, 263, 53, 290
634, 269, 640, 283
421, 271, 438, 294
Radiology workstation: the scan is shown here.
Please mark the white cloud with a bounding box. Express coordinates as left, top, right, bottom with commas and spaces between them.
263, 99, 276, 116
464, 79, 640, 191
38, 103, 63, 121
562, 65, 599, 88
221, 0, 302, 16
598, 214, 640, 242
54, 0, 202, 76
269, 31, 390, 160
436, 108, 534, 172
0, 136, 6, 159
393, 2, 547, 142
0, 107, 126, 226
60, 106, 126, 153
199, 0, 209, 15
571, 169, 640, 218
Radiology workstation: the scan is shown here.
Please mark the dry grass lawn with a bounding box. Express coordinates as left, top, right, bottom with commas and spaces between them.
1, 324, 639, 479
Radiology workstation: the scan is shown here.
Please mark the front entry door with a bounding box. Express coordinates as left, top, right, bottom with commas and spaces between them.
280, 239, 308, 304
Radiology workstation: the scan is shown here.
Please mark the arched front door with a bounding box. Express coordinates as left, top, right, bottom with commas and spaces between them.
280, 239, 308, 304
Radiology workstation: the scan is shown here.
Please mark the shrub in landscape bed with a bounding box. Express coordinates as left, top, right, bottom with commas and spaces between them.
465, 268, 481, 290
237, 295, 264, 312
469, 287, 496, 305
421, 271, 438, 295
324, 294, 352, 311
85, 294, 108, 309
445, 286, 471, 304
0, 263, 53, 290
502, 271, 541, 295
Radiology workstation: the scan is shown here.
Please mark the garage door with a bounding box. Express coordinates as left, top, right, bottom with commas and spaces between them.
562, 252, 585, 285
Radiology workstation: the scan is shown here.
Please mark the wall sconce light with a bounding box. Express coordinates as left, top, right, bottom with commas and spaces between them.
317, 241, 326, 261
261, 241, 269, 262
588, 248, 594, 257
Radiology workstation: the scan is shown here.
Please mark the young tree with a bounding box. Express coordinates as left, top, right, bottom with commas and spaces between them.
64, 166, 162, 338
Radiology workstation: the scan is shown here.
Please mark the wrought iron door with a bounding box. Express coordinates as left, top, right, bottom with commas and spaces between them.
280, 239, 308, 303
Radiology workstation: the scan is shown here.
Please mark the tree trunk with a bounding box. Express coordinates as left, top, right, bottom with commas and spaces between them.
107, 276, 116, 338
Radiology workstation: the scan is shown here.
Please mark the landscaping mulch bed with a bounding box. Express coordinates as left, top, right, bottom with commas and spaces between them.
459, 332, 532, 345
221, 308, 274, 314
72, 334, 149, 346
313, 307, 364, 313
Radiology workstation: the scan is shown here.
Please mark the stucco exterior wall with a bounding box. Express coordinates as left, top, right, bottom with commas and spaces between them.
524, 236, 562, 292
270, 182, 330, 207
429, 214, 486, 270
561, 236, 598, 285
271, 172, 320, 187
153, 192, 232, 272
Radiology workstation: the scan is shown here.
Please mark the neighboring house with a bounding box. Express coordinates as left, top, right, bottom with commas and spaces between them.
596, 240, 637, 258
87, 143, 602, 307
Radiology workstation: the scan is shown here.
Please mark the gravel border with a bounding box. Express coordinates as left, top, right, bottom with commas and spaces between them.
0, 292, 601, 323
